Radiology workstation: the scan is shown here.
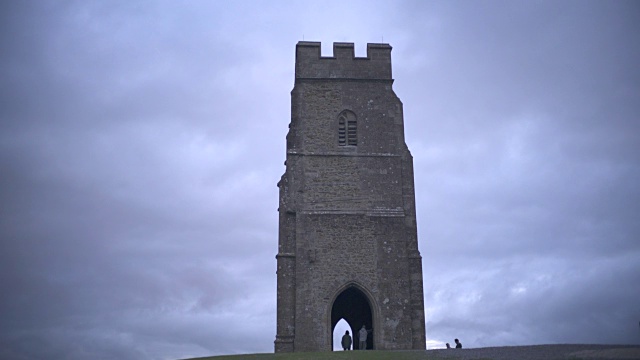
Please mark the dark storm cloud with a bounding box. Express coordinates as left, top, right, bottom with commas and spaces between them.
1, 0, 639, 359
2, 1, 282, 359
394, 0, 640, 348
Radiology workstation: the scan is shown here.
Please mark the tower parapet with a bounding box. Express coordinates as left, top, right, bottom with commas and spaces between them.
295, 41, 392, 80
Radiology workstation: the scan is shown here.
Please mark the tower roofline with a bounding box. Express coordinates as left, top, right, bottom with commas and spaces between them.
295, 41, 392, 80
296, 41, 392, 58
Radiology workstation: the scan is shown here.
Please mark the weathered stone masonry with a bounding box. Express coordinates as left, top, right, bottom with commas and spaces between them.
275, 42, 425, 352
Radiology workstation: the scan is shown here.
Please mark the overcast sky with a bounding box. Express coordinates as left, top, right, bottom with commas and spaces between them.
1, 1, 639, 359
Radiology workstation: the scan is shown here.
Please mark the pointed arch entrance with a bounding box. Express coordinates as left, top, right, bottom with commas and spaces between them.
330, 285, 374, 350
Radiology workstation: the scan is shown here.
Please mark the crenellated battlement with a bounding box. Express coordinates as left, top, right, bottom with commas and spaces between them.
295, 41, 392, 80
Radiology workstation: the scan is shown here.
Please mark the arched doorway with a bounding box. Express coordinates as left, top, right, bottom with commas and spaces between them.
330, 286, 374, 350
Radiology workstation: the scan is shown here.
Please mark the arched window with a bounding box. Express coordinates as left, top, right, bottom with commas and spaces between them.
338, 110, 357, 146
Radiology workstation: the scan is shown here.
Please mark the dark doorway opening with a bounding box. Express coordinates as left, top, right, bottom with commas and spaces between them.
331, 286, 373, 350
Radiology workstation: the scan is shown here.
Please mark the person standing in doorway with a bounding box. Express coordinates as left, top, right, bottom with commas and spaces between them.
359, 325, 369, 350
341, 330, 352, 350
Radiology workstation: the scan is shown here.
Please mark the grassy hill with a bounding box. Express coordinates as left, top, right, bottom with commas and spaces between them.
184, 350, 448, 360
181, 345, 640, 360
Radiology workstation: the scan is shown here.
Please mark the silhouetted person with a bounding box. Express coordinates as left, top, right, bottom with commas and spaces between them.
341, 330, 352, 351
358, 325, 369, 350
446, 343, 451, 349
455, 338, 462, 348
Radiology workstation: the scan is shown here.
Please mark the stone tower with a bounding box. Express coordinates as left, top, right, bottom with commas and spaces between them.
274, 42, 425, 352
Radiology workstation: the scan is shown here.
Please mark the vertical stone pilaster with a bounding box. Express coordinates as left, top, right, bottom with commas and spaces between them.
274, 252, 295, 352
409, 254, 426, 349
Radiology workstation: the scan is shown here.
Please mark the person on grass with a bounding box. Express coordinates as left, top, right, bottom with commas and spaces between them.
341, 330, 352, 351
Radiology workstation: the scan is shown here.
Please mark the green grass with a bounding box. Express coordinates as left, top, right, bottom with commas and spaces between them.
182, 350, 458, 360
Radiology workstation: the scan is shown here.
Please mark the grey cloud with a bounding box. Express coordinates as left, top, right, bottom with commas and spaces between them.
1, 0, 639, 359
